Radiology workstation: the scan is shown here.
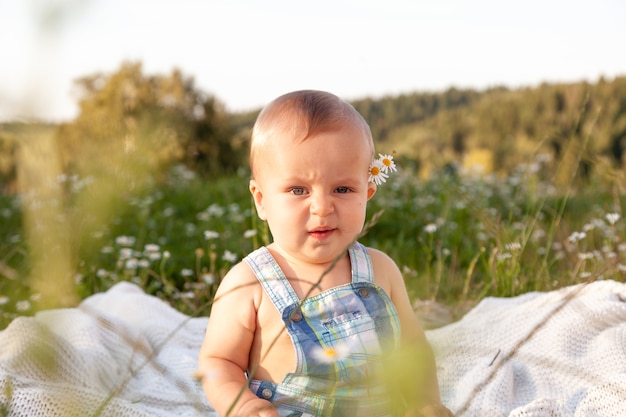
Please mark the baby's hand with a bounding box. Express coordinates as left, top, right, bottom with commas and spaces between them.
236, 398, 279, 417
406, 403, 455, 417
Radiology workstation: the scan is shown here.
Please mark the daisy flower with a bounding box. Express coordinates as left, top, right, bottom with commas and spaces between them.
204, 230, 220, 240
222, 250, 238, 263
606, 213, 620, 225
311, 343, 350, 364
202, 273, 216, 285
243, 229, 257, 239
378, 153, 397, 174
16, 300, 31, 312
369, 160, 389, 185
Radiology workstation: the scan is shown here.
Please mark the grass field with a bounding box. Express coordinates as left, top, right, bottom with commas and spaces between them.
2, 150, 625, 330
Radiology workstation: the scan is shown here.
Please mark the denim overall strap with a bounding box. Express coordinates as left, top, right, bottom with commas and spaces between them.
349, 242, 374, 284
244, 247, 300, 313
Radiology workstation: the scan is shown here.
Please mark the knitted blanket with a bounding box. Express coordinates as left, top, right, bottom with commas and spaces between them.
0, 282, 215, 417
430, 279, 626, 416
1, 280, 625, 416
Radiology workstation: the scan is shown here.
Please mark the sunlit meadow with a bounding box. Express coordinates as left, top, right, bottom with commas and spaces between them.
2, 150, 625, 329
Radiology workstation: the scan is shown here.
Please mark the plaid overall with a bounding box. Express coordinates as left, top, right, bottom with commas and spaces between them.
244, 242, 401, 417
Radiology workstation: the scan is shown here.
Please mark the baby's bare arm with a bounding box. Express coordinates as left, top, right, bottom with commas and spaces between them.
198, 263, 278, 417
370, 249, 454, 416
201, 357, 277, 417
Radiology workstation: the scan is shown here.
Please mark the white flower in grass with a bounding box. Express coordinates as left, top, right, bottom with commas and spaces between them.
222, 250, 238, 263
202, 273, 215, 285
424, 223, 438, 234
144, 243, 160, 252
125, 258, 138, 270
505, 242, 522, 252
568, 231, 586, 243
204, 230, 220, 240
181, 268, 194, 277
119, 248, 133, 259
100, 246, 114, 254
497, 252, 512, 261
207, 203, 225, 217
582, 223, 595, 232
115, 235, 136, 246
243, 229, 257, 239
196, 212, 210, 221
16, 300, 31, 312
606, 213, 620, 225
147, 251, 162, 261
174, 291, 195, 299
311, 343, 350, 364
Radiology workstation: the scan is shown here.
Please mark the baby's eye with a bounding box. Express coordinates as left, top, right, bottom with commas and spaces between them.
290, 187, 306, 196
335, 187, 351, 194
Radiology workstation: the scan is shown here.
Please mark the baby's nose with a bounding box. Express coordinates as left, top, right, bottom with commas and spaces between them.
310, 193, 333, 216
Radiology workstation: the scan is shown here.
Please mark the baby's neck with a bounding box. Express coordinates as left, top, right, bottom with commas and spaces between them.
269, 247, 352, 299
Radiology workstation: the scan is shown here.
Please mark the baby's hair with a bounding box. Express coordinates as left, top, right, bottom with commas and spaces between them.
250, 90, 374, 177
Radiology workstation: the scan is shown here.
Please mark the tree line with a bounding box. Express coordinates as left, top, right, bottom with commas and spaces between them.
1, 61, 625, 193
352, 77, 626, 186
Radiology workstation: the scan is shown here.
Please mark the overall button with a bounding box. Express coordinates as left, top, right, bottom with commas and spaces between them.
261, 388, 273, 400
290, 309, 303, 322
358, 288, 370, 298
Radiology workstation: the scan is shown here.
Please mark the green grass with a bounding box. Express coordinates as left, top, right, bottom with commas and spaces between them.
1, 159, 625, 329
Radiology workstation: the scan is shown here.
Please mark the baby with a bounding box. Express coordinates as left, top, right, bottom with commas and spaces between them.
198, 90, 453, 417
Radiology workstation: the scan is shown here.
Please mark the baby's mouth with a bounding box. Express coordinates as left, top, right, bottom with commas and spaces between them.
309, 227, 335, 239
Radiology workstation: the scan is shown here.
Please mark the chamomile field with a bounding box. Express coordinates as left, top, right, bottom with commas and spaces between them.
2, 155, 624, 329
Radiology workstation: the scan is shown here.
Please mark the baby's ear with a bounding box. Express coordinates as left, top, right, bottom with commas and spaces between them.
367, 182, 377, 200
249, 180, 267, 220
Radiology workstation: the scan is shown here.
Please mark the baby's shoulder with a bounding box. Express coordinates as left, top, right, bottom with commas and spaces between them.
363, 246, 398, 268
214, 260, 262, 304
362, 246, 402, 289
207, 260, 263, 337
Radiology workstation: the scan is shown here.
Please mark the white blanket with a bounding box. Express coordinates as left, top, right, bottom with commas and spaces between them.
429, 279, 626, 416
0, 282, 215, 417
1, 280, 625, 416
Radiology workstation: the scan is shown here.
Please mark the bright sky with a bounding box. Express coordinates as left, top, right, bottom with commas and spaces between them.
2, 0, 626, 122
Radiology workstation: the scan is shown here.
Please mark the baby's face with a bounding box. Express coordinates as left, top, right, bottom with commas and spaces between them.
250, 125, 375, 266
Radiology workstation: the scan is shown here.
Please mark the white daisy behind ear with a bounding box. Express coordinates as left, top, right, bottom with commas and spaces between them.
378, 153, 397, 174
368, 159, 389, 185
